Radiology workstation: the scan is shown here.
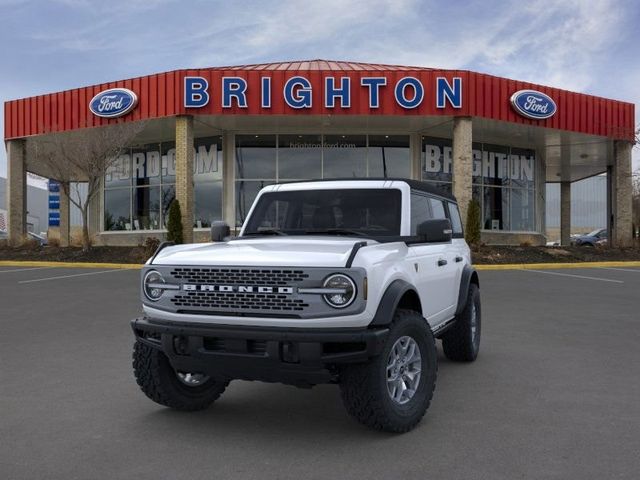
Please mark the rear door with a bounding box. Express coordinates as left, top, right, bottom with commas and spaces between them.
406, 192, 458, 324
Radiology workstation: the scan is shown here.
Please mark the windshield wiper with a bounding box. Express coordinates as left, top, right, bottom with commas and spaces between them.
243, 229, 287, 236
305, 228, 369, 238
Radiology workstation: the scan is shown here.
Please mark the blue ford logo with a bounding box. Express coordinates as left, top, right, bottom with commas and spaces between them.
89, 88, 138, 118
510, 89, 556, 120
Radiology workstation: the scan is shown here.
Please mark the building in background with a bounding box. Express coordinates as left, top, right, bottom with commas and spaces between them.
3, 60, 635, 247
0, 177, 48, 234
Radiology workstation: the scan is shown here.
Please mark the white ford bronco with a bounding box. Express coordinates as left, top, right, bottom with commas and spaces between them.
132, 179, 480, 432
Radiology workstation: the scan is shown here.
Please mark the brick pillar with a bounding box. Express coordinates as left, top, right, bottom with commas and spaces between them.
59, 182, 70, 247
175, 115, 194, 243
6, 139, 27, 246
452, 117, 473, 224
560, 181, 571, 246
612, 141, 633, 247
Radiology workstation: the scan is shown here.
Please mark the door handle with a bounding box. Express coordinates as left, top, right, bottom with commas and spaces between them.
437, 259, 447, 267
455, 256, 463, 263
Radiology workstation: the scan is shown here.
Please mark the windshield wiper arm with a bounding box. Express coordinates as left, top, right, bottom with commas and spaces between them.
305, 228, 369, 238
243, 229, 287, 236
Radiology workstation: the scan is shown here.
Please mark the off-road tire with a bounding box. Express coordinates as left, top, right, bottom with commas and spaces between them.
133, 340, 229, 411
339, 309, 437, 433
442, 283, 481, 362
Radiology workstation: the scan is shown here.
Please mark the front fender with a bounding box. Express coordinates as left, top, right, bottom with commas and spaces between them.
369, 279, 418, 327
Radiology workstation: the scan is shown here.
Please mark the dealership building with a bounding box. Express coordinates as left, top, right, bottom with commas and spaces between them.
3, 60, 635, 246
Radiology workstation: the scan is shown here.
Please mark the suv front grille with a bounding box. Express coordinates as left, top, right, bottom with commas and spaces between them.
170, 291, 309, 312
170, 267, 309, 286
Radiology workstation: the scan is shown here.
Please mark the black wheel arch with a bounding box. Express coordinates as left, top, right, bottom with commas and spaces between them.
456, 265, 479, 316
370, 279, 422, 326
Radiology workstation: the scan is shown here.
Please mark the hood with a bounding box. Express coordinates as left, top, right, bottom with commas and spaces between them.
151, 236, 369, 267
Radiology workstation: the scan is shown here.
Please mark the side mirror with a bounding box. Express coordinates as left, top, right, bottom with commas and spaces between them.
416, 218, 452, 243
210, 221, 230, 242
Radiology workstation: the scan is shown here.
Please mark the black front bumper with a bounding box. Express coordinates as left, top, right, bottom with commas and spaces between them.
131, 317, 389, 386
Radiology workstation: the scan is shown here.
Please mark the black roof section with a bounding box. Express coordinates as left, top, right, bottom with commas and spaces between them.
277, 178, 457, 202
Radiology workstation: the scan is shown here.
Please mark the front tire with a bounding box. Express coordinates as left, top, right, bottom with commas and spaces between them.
442, 283, 481, 362
339, 309, 437, 433
132, 341, 229, 411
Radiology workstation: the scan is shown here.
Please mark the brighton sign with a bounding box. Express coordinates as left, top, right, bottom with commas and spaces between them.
183, 75, 464, 110
510, 89, 556, 120
89, 88, 138, 118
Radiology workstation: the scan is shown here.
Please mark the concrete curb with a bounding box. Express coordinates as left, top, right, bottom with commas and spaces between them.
1, 260, 640, 270
475, 261, 640, 271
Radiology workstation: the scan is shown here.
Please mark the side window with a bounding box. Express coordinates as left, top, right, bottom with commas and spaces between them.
429, 198, 446, 219
410, 193, 432, 234
448, 202, 463, 236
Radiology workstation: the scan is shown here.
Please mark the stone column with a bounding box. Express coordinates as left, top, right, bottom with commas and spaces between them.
59, 182, 70, 247
6, 139, 27, 246
452, 117, 473, 224
175, 115, 194, 243
560, 181, 571, 246
612, 141, 633, 247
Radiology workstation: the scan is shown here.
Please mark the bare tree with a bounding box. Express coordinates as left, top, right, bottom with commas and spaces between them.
27, 121, 146, 251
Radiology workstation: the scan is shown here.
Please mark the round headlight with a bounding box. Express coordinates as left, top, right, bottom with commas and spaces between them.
323, 274, 356, 308
143, 270, 165, 301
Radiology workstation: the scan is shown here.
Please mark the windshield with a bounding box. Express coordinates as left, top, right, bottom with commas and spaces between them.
587, 229, 605, 237
242, 188, 402, 237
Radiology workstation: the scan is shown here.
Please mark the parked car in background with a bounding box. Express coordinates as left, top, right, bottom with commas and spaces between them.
0, 230, 47, 245
573, 229, 607, 247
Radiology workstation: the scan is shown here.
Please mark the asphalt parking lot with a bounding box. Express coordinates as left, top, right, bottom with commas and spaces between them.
1, 265, 639, 480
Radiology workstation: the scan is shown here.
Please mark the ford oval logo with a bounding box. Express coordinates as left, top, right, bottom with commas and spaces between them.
510, 89, 556, 120
89, 88, 138, 118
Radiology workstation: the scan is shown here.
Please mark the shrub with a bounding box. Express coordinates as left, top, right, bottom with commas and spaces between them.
166, 199, 183, 244
143, 237, 161, 258
48, 237, 61, 248
465, 199, 481, 247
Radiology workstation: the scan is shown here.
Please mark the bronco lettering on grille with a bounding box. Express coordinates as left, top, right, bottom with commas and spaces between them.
182, 284, 294, 294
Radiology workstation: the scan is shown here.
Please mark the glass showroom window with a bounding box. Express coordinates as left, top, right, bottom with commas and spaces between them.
323, 135, 367, 178
369, 135, 410, 178
104, 151, 133, 231
235, 134, 411, 227
235, 135, 277, 227
422, 136, 537, 232
104, 136, 223, 231
194, 136, 223, 228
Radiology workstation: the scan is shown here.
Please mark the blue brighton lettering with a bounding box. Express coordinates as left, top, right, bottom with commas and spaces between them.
360, 77, 387, 108
436, 77, 462, 108
222, 77, 248, 108
184, 77, 209, 108
261, 77, 271, 108
394, 77, 424, 109
283, 76, 312, 109
325, 77, 351, 108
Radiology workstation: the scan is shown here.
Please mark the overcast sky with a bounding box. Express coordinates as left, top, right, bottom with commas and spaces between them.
1, 0, 639, 183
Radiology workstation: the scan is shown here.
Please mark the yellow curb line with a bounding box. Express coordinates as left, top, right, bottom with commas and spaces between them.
0, 260, 143, 269
475, 261, 640, 271
1, 260, 640, 271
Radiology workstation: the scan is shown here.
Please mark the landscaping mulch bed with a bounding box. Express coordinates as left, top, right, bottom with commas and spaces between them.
1, 243, 639, 266
471, 245, 640, 264
0, 245, 150, 264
